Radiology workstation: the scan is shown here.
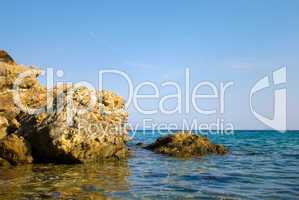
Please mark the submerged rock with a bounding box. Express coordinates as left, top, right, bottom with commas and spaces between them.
136, 142, 145, 147
0, 134, 33, 165
145, 132, 227, 157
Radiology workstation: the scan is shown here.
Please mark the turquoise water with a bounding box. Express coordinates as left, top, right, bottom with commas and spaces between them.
0, 130, 299, 199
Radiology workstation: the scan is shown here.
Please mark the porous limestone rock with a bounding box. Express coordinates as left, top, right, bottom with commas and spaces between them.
0, 50, 129, 164
145, 131, 227, 157
0, 59, 46, 135
0, 62, 42, 92
19, 87, 129, 163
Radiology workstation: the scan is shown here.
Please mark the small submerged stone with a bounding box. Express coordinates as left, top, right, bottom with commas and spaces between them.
145, 132, 227, 157
136, 142, 145, 147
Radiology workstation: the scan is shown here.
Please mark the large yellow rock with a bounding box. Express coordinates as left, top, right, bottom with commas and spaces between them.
0, 50, 129, 164
20, 87, 129, 163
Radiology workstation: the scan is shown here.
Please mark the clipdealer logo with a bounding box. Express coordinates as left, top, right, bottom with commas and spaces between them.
250, 67, 287, 132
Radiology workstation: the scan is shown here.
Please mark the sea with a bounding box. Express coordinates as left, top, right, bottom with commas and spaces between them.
0, 130, 298, 200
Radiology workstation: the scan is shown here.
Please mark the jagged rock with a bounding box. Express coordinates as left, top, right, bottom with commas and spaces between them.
0, 51, 129, 164
0, 134, 33, 165
145, 132, 227, 157
19, 87, 129, 163
0, 61, 46, 136
0, 62, 42, 92
0, 50, 15, 65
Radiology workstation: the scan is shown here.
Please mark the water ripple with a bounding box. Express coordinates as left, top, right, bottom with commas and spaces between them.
0, 130, 298, 199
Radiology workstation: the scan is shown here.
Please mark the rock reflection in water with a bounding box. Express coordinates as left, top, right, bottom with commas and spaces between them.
0, 160, 129, 200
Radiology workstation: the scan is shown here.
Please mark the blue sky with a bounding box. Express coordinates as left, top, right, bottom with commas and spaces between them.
1, 0, 299, 130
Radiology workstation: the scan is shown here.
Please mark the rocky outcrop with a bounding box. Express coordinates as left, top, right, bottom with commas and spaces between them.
145, 132, 227, 157
0, 62, 42, 92
0, 50, 129, 165
0, 61, 46, 134
0, 134, 33, 165
0, 50, 15, 65
19, 87, 129, 163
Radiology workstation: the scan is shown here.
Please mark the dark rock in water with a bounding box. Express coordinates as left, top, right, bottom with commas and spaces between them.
0, 134, 33, 165
0, 157, 11, 167
145, 132, 227, 157
0, 50, 15, 65
136, 142, 145, 147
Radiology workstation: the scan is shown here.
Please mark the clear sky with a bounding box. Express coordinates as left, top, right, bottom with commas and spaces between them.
1, 0, 299, 130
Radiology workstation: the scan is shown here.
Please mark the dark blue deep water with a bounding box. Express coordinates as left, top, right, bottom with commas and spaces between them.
0, 130, 299, 200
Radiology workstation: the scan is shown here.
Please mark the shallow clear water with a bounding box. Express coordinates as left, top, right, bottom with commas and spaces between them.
1, 130, 299, 200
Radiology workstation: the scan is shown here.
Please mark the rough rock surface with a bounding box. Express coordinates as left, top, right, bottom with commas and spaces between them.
19, 87, 129, 163
145, 132, 227, 157
0, 116, 8, 139
0, 50, 15, 65
0, 157, 10, 167
0, 61, 46, 134
0, 62, 42, 92
0, 134, 33, 165
0, 50, 129, 164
